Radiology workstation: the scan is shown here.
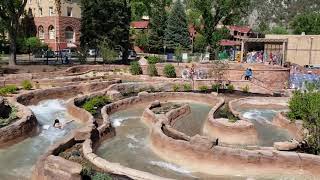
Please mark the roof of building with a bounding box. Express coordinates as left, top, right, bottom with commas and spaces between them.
242, 38, 288, 43
219, 40, 241, 46
228, 26, 252, 33
130, 21, 149, 29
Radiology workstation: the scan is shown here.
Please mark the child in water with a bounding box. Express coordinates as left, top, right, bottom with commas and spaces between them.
53, 119, 74, 129
53, 119, 62, 129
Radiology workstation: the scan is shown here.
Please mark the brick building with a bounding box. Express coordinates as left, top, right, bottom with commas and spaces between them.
25, 0, 81, 51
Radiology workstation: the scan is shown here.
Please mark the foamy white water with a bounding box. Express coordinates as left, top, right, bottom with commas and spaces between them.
149, 161, 192, 175
0, 99, 80, 180
112, 116, 141, 127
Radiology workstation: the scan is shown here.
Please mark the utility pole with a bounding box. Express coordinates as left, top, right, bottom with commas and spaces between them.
309, 37, 314, 65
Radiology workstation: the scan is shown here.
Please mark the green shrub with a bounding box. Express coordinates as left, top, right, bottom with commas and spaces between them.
82, 96, 110, 115
22, 80, 33, 90
0, 85, 18, 96
199, 85, 209, 92
147, 56, 161, 64
92, 172, 112, 180
81, 165, 94, 177
287, 91, 304, 120
0, 106, 18, 128
147, 64, 158, 76
183, 83, 192, 92
173, 84, 180, 92
212, 84, 221, 92
242, 85, 249, 93
227, 84, 235, 92
287, 88, 320, 154
130, 61, 142, 75
216, 105, 238, 123
163, 64, 176, 78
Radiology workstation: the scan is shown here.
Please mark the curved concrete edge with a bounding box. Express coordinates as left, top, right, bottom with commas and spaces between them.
149, 116, 320, 178
229, 97, 289, 118
203, 118, 258, 145
272, 112, 304, 141
16, 80, 120, 105
0, 98, 38, 145
31, 83, 185, 180
82, 139, 172, 180
87, 92, 223, 179
201, 96, 258, 145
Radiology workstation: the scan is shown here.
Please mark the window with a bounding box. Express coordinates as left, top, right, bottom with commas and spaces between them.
38, 26, 45, 39
28, 0, 32, 4
49, 7, 54, 16
65, 26, 74, 43
48, 25, 55, 40
39, 8, 43, 16
67, 7, 72, 17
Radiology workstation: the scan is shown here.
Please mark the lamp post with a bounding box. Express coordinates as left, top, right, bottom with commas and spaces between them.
163, 45, 166, 62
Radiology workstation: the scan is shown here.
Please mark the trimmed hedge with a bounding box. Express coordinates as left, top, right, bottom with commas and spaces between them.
163, 64, 176, 78
82, 96, 110, 115
130, 61, 142, 75
147, 64, 158, 76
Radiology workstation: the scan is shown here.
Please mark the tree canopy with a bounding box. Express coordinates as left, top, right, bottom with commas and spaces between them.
191, 0, 250, 49
164, 0, 191, 50
291, 12, 320, 35
0, 0, 28, 65
147, 0, 167, 52
80, 0, 131, 63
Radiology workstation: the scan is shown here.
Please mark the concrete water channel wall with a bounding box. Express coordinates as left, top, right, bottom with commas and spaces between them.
25, 82, 320, 180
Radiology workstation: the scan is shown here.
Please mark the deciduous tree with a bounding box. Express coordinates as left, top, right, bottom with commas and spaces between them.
191, 0, 250, 50
0, 0, 28, 66
80, 0, 131, 63
291, 12, 320, 35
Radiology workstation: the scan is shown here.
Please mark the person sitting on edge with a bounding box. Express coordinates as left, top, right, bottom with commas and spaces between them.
244, 68, 253, 80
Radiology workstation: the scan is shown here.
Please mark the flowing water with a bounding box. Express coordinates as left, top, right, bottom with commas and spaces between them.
0, 99, 80, 180
172, 102, 212, 136
240, 108, 293, 146
96, 103, 258, 180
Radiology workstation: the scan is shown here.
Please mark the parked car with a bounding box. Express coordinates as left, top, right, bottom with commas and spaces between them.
34, 50, 55, 58
61, 48, 78, 57
117, 49, 137, 60
128, 50, 137, 60
88, 49, 97, 57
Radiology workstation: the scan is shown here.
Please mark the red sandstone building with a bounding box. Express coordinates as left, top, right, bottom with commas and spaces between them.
25, 0, 81, 51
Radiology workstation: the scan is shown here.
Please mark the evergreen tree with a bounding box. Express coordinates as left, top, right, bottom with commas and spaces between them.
164, 0, 191, 50
148, 0, 167, 52
80, 0, 130, 63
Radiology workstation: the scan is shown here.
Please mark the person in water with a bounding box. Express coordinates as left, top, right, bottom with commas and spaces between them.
53, 119, 74, 129
53, 119, 62, 129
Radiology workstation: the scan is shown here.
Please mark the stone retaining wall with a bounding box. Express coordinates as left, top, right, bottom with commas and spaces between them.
0, 98, 38, 145
229, 97, 289, 118
150, 121, 320, 177
203, 118, 258, 145
16, 80, 120, 105
86, 92, 223, 180
31, 83, 320, 180
272, 112, 304, 141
